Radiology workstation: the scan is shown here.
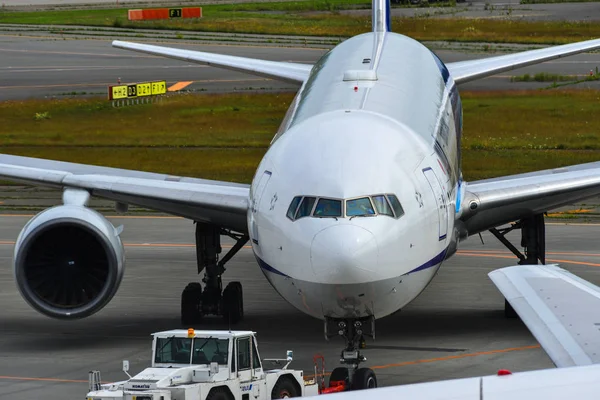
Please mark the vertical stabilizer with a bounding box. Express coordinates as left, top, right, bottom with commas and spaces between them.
372, 0, 391, 32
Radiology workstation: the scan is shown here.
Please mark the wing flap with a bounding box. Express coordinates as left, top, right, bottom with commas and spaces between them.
447, 38, 600, 84
112, 40, 312, 83
0, 154, 249, 232
489, 264, 600, 367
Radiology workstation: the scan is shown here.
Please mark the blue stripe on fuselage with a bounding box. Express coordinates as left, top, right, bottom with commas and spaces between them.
256, 247, 448, 281
403, 247, 448, 275
255, 255, 290, 278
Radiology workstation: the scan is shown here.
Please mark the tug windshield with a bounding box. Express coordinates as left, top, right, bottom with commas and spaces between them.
154, 336, 230, 365
155, 337, 192, 364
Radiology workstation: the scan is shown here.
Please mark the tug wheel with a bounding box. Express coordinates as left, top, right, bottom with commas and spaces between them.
206, 387, 233, 400
351, 368, 377, 390
272, 376, 300, 398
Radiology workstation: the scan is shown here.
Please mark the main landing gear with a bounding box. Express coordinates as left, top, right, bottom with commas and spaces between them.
489, 214, 545, 318
181, 223, 249, 326
321, 316, 377, 392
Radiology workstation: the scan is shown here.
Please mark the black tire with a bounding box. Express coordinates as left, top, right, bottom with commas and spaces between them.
351, 368, 377, 390
222, 281, 243, 324
272, 376, 300, 398
181, 282, 202, 325
329, 367, 349, 386
505, 299, 518, 318
206, 387, 233, 400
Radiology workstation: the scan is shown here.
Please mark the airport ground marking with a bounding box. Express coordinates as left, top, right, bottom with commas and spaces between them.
168, 81, 194, 92
369, 344, 541, 371
459, 249, 600, 257
0, 345, 541, 384
0, 77, 269, 91
457, 251, 600, 267
304, 344, 541, 378
0, 375, 91, 383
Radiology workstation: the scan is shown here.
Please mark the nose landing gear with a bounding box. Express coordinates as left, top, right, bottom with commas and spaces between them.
323, 316, 377, 392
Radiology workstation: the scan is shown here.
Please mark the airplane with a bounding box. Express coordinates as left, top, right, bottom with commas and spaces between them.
3, 0, 600, 390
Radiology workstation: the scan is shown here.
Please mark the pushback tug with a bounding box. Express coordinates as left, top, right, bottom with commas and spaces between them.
86, 329, 372, 400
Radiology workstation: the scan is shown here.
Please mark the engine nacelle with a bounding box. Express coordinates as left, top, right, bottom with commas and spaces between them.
13, 205, 125, 319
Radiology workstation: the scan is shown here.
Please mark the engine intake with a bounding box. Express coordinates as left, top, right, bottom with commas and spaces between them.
14, 205, 125, 319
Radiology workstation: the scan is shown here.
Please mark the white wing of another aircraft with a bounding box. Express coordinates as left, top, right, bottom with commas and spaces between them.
489, 264, 600, 368
304, 363, 600, 399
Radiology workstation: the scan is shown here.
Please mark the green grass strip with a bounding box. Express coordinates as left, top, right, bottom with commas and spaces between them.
2, 90, 600, 183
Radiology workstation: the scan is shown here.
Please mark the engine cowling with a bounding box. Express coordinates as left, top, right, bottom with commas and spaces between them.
13, 205, 125, 319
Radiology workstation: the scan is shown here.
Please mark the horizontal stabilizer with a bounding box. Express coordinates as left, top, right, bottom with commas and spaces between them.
112, 40, 312, 83
447, 38, 600, 84
489, 264, 600, 367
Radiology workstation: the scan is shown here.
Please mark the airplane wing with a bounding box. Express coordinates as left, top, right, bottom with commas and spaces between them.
458, 161, 600, 235
447, 38, 600, 84
0, 154, 249, 233
489, 264, 600, 368
112, 40, 312, 84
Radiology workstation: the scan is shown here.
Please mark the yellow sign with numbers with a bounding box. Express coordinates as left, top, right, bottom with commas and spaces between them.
151, 81, 167, 95
111, 85, 128, 100
108, 81, 167, 100
136, 82, 152, 97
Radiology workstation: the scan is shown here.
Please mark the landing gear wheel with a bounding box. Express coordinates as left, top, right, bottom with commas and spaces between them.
181, 282, 202, 325
329, 367, 349, 386
222, 281, 243, 324
504, 299, 518, 319
272, 376, 299, 398
351, 368, 377, 390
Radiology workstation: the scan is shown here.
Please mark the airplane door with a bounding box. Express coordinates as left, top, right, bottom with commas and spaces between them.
251, 170, 272, 214
423, 168, 448, 241
250, 171, 271, 246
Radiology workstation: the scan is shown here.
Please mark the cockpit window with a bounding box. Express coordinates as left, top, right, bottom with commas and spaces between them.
314, 198, 342, 218
387, 194, 405, 218
372, 195, 393, 216
286, 196, 302, 220
287, 194, 404, 221
346, 197, 375, 217
295, 196, 316, 219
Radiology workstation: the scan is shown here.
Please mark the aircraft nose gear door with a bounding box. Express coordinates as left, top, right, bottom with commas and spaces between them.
423, 167, 448, 241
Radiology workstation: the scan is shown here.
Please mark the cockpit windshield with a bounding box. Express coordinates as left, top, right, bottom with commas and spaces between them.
372, 195, 393, 216
314, 198, 342, 217
154, 337, 229, 365
286, 194, 404, 221
346, 197, 375, 217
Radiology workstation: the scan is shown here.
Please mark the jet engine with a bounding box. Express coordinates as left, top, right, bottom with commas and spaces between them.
13, 205, 125, 319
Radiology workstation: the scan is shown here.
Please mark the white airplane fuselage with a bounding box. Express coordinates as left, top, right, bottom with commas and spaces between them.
248, 31, 462, 320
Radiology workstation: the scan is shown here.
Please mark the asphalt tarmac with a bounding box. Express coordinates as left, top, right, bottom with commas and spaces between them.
2, 214, 600, 399
2, 31, 600, 101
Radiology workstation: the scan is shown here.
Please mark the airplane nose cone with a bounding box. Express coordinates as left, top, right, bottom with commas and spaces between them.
310, 225, 379, 284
